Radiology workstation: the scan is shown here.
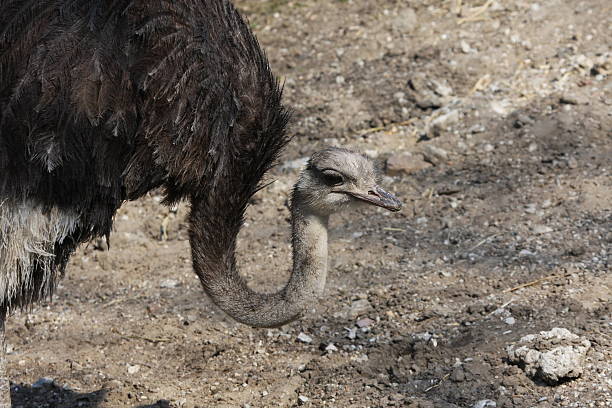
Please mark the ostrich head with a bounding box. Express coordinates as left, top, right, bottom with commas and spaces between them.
293, 147, 402, 216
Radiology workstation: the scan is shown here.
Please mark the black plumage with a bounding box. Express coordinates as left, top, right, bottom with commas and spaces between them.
0, 0, 290, 310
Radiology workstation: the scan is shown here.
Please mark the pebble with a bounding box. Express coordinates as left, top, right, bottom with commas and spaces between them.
356, 317, 375, 328
460, 40, 474, 53
473, 400, 497, 408
504, 317, 516, 325
127, 364, 140, 374
297, 332, 313, 344
348, 298, 372, 317
483, 143, 495, 152
324, 343, 338, 353
391, 8, 417, 33
524, 203, 537, 214
422, 145, 449, 165
346, 328, 357, 340
298, 395, 309, 405
159, 279, 179, 288
386, 152, 432, 175
533, 225, 553, 234
335, 75, 345, 85
431, 109, 460, 128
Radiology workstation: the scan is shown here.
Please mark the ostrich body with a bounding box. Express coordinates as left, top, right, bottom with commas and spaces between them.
0, 0, 401, 404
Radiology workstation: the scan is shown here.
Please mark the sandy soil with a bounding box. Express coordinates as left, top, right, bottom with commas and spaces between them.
6, 0, 611, 407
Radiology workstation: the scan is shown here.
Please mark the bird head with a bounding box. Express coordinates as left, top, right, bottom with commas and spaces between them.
294, 147, 402, 216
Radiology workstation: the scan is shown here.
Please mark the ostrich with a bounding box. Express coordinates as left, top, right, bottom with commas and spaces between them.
0, 0, 402, 405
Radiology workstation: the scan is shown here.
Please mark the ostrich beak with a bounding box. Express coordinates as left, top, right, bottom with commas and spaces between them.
347, 185, 402, 212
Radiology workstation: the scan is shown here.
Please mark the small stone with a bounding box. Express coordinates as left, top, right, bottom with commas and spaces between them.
519, 249, 535, 256
346, 328, 357, 340
541, 199, 552, 209
524, 203, 537, 214
504, 317, 516, 325
473, 400, 497, 408
356, 318, 375, 328
335, 75, 345, 85
450, 366, 466, 382
460, 40, 473, 53
422, 145, 449, 165
297, 332, 313, 344
159, 279, 179, 288
483, 143, 495, 152
391, 8, 418, 32
528, 142, 538, 152
567, 156, 578, 169
386, 152, 432, 175
127, 364, 140, 374
348, 298, 372, 317
324, 343, 338, 353
533, 225, 553, 234
431, 79, 454, 97
298, 395, 309, 405
433, 110, 460, 128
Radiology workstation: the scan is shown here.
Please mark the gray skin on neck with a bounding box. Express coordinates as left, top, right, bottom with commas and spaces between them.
193, 147, 402, 328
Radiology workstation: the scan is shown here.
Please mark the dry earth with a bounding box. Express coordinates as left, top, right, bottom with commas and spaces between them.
6, 0, 611, 407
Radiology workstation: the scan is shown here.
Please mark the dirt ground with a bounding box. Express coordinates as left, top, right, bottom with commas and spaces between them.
6, 0, 611, 407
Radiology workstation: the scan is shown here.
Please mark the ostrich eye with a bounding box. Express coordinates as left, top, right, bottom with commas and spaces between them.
321, 169, 345, 186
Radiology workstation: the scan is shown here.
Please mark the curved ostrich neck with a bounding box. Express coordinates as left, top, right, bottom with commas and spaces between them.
190, 200, 329, 328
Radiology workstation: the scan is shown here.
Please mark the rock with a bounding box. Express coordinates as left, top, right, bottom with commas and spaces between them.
127, 364, 140, 374
430, 79, 454, 97
406, 73, 445, 109
506, 327, 591, 384
483, 143, 495, 152
391, 8, 418, 33
524, 203, 537, 214
346, 328, 358, 341
159, 279, 179, 288
473, 400, 497, 408
460, 40, 473, 54
386, 153, 432, 175
450, 366, 466, 382
504, 317, 516, 325
335, 75, 345, 85
349, 298, 372, 318
533, 225, 553, 234
297, 332, 313, 344
356, 317, 375, 328
298, 395, 309, 405
324, 343, 338, 353
429, 109, 460, 137
422, 145, 449, 165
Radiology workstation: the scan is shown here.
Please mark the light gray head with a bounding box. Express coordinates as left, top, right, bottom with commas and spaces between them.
293, 147, 402, 215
